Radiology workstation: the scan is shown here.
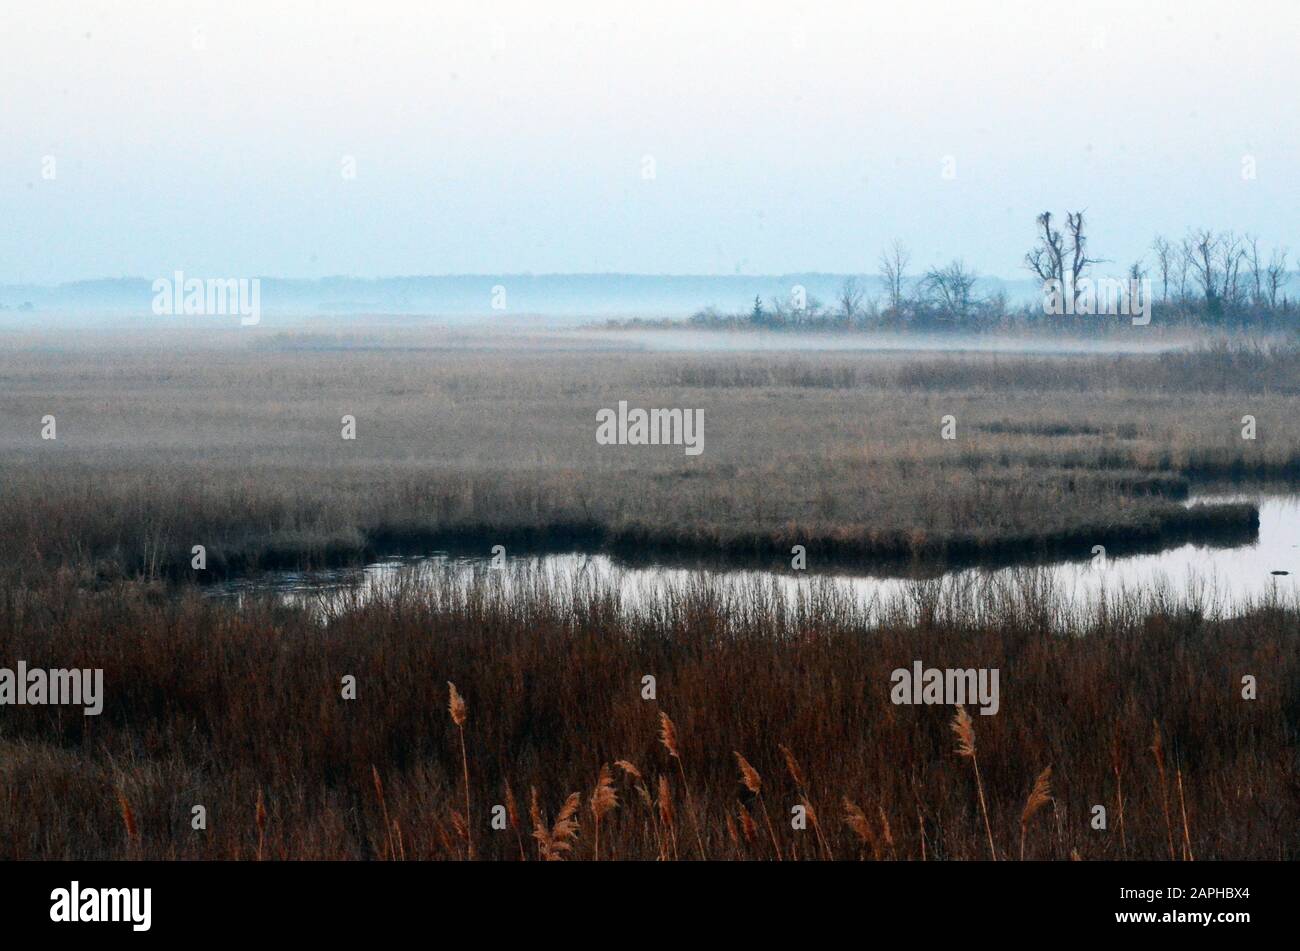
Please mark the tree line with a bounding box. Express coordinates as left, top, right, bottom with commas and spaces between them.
689, 212, 1294, 331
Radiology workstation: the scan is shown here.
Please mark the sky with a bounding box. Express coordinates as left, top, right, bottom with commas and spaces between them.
3, 0, 1298, 284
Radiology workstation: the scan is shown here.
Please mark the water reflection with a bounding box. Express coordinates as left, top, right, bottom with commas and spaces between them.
211, 492, 1299, 621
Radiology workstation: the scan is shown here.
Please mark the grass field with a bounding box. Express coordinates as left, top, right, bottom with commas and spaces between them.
0, 328, 1294, 581
1, 325, 1297, 860
0, 568, 1295, 860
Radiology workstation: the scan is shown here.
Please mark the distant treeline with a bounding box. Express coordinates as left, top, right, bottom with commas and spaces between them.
666, 214, 1299, 333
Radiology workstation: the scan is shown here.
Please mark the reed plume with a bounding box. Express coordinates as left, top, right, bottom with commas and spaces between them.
952, 705, 997, 860
735, 751, 782, 860
658, 711, 678, 758
614, 759, 657, 856
780, 743, 831, 859
447, 681, 473, 859
590, 764, 618, 860
656, 774, 678, 860
737, 803, 757, 844
530, 791, 581, 861
1019, 766, 1052, 860
725, 810, 740, 849
778, 743, 806, 788
659, 711, 706, 858
842, 798, 879, 859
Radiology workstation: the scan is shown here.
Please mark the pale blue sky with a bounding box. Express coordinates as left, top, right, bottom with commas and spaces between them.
3, 0, 1297, 283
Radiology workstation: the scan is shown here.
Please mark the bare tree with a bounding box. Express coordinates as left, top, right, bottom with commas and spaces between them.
1150, 235, 1174, 301
1264, 247, 1289, 311
837, 276, 865, 322
879, 240, 911, 315
923, 260, 979, 321
1181, 229, 1248, 315
1245, 235, 1263, 306
1025, 211, 1101, 309
1222, 233, 1246, 308
1174, 246, 1191, 303
1064, 212, 1101, 296
1182, 229, 1219, 311
766, 293, 792, 325
1024, 212, 1066, 287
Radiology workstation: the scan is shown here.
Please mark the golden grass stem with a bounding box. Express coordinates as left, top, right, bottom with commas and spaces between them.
952, 705, 997, 860
448, 682, 473, 860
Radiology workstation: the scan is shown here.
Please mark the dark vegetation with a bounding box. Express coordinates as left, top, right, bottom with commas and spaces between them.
671, 215, 1300, 333
1, 570, 1294, 859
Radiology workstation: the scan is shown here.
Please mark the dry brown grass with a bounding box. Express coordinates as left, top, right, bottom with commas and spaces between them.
0, 329, 1296, 861
0, 566, 1294, 861
0, 332, 1293, 582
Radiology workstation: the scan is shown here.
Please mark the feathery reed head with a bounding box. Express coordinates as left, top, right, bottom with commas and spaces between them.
737, 803, 757, 843
656, 774, 675, 828
447, 681, 467, 726
658, 711, 680, 758
530, 790, 581, 860
842, 798, 872, 845
1021, 766, 1053, 826
734, 751, 762, 794
590, 764, 618, 820
778, 743, 806, 788
951, 705, 976, 758
551, 793, 581, 857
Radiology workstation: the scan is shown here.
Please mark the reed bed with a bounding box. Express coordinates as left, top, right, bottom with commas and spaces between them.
0, 566, 1294, 860
1, 338, 1296, 582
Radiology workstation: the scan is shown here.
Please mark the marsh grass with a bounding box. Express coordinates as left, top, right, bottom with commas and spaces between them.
1, 333, 1296, 860
0, 566, 1294, 861
0, 337, 1293, 582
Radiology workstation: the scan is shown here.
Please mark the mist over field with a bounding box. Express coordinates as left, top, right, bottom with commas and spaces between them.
0, 274, 1053, 320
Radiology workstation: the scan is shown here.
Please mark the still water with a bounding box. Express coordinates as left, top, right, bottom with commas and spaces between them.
213, 491, 1300, 621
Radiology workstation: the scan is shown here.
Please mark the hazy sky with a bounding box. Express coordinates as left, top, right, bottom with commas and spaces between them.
4, 0, 1298, 283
